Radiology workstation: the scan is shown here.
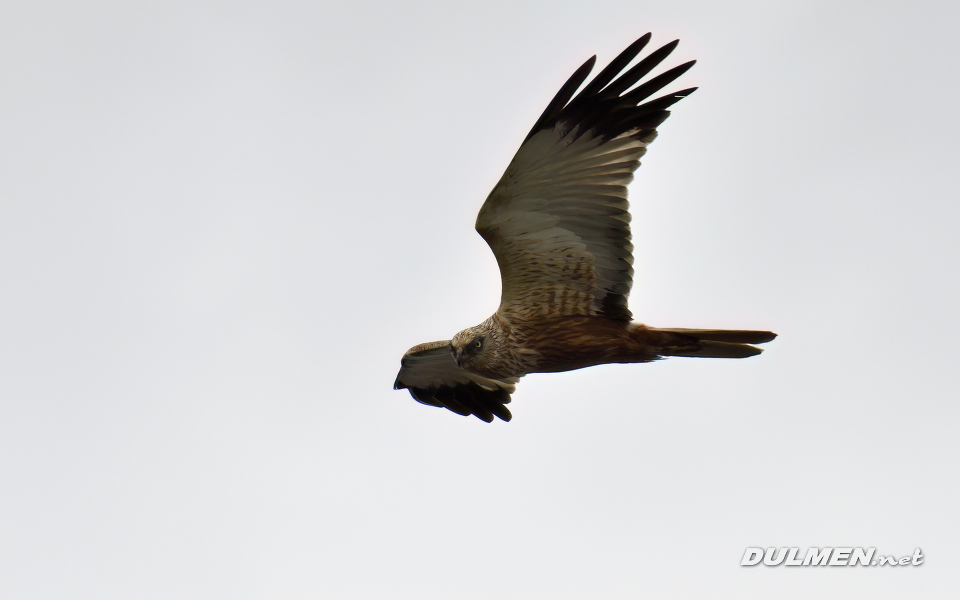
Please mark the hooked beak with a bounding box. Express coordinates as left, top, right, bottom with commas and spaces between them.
450, 344, 462, 368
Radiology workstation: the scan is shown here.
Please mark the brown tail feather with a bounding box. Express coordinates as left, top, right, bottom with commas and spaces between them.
650, 327, 777, 359
651, 327, 777, 344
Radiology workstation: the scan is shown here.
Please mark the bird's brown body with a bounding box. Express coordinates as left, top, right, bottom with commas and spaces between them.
453, 312, 774, 381
524, 318, 666, 373
461, 314, 659, 380
394, 33, 776, 422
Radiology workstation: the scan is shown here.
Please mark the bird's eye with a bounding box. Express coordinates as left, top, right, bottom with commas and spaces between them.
475, 340, 482, 348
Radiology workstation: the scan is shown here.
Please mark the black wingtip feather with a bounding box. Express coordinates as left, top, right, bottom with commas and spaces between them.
635, 86, 698, 112
599, 39, 681, 98
523, 35, 695, 147
525, 55, 597, 143
402, 384, 513, 423
621, 60, 697, 104
572, 33, 652, 102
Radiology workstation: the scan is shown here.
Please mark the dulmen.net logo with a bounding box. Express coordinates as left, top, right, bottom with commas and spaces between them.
741, 547, 924, 567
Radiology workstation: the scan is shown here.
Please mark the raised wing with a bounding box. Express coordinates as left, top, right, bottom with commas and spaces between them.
394, 341, 520, 422
477, 34, 696, 323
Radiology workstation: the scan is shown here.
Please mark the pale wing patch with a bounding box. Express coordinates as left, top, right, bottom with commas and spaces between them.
478, 126, 654, 322
486, 214, 598, 319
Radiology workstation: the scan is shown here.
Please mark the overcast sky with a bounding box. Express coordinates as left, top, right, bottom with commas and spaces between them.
2, 1, 959, 598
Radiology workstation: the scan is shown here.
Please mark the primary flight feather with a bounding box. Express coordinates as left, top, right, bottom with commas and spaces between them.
394, 33, 776, 422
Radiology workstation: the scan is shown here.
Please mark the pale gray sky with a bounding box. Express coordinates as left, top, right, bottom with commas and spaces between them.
2, 1, 959, 598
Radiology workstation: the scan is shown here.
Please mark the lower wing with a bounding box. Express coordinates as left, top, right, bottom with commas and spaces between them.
394, 340, 519, 422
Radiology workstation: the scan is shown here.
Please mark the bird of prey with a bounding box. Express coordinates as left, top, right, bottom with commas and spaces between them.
394, 33, 776, 422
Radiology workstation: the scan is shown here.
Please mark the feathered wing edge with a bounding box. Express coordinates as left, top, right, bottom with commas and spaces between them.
523, 33, 697, 146
394, 341, 519, 423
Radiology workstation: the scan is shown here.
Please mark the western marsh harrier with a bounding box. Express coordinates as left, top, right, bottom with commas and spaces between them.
394, 33, 776, 422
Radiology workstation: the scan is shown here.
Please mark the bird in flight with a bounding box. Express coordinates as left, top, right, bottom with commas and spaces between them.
394, 33, 776, 422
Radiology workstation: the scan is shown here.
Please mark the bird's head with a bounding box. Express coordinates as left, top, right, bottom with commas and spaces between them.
450, 327, 486, 370
450, 317, 514, 379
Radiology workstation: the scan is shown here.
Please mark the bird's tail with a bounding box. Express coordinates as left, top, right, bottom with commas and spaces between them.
649, 327, 777, 359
